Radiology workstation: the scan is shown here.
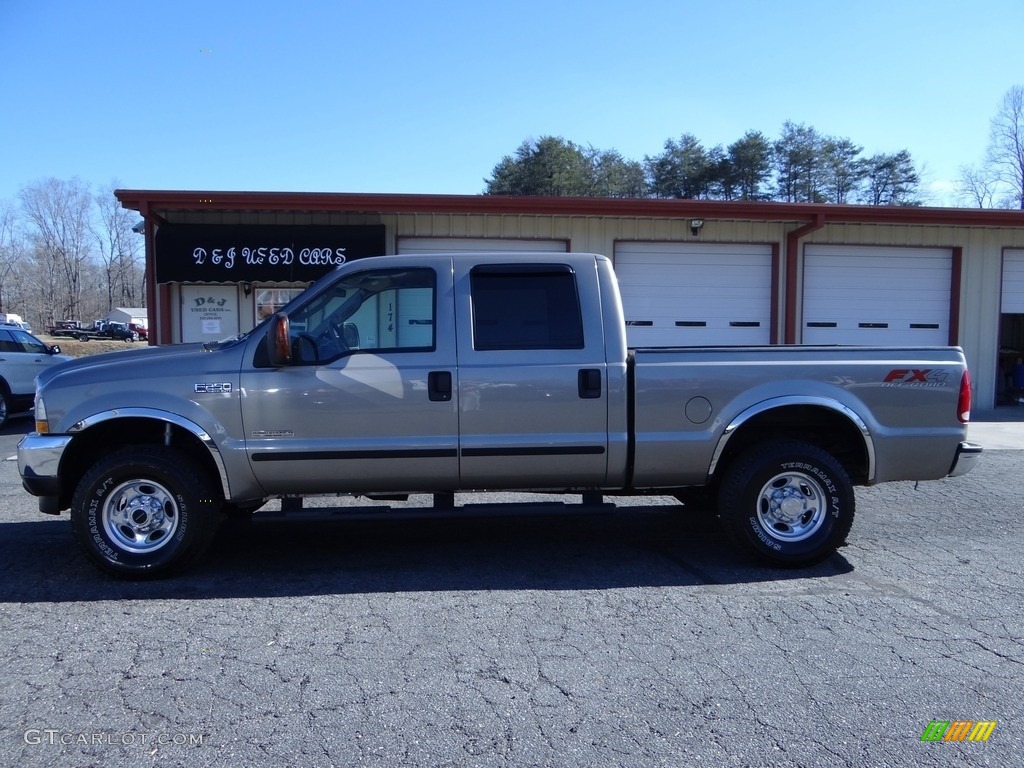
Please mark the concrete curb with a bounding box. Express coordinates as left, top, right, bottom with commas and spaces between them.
968, 409, 1024, 449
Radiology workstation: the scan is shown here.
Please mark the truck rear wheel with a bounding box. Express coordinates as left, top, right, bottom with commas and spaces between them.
70, 446, 222, 578
718, 439, 854, 566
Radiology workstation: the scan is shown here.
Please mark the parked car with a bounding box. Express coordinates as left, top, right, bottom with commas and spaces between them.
98, 322, 139, 342
0, 327, 70, 427
128, 323, 148, 340
2, 320, 33, 334
48, 320, 138, 342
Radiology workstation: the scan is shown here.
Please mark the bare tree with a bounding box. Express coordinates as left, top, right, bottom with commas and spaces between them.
957, 164, 998, 208
19, 178, 94, 324
0, 200, 22, 314
94, 182, 144, 311
987, 85, 1024, 209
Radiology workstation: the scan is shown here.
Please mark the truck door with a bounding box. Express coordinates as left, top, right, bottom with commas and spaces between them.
455, 259, 609, 488
240, 257, 459, 495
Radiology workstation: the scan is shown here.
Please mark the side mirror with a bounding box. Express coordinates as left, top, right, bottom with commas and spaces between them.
48, 345, 62, 355
266, 312, 292, 367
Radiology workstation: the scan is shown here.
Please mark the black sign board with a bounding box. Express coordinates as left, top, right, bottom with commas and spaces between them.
155, 224, 386, 283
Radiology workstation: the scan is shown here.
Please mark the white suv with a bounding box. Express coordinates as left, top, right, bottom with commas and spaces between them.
0, 327, 71, 427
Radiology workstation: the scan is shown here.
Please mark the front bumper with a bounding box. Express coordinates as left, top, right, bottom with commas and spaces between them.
18, 434, 73, 512
948, 441, 983, 478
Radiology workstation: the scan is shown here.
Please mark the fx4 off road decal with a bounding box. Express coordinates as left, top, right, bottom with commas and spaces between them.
882, 369, 950, 388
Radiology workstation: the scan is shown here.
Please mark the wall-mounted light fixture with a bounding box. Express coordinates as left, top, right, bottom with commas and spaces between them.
689, 219, 705, 237
241, 282, 253, 297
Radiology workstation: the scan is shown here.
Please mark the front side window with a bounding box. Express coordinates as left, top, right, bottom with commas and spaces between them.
286, 268, 435, 364
470, 265, 584, 351
0, 329, 18, 353
9, 328, 48, 354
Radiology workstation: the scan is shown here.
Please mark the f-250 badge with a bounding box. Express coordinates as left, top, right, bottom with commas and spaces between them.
194, 382, 232, 393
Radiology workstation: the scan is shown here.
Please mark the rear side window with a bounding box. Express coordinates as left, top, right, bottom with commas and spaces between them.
470, 265, 584, 350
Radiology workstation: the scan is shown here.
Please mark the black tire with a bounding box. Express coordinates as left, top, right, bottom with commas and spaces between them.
717, 439, 854, 566
0, 387, 9, 429
77, 333, 89, 342
70, 445, 222, 578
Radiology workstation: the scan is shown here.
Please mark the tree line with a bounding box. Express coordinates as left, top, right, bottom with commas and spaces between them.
0, 178, 145, 333
484, 85, 1024, 210
484, 123, 923, 205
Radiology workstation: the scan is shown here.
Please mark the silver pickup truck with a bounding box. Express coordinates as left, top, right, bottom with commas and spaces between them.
19, 253, 982, 577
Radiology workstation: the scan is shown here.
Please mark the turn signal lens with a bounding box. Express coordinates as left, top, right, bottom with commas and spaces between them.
34, 396, 48, 434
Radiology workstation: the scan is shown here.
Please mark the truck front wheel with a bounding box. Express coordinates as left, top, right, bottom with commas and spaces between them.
718, 440, 854, 566
70, 446, 222, 578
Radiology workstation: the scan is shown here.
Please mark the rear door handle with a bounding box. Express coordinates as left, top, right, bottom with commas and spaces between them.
428, 371, 452, 402
578, 368, 602, 399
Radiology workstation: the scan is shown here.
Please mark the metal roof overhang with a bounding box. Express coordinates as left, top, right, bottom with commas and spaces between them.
114, 190, 1024, 228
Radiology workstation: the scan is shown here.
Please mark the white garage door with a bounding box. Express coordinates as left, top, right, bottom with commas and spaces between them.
614, 242, 773, 346
1002, 249, 1024, 312
803, 245, 952, 345
398, 237, 568, 254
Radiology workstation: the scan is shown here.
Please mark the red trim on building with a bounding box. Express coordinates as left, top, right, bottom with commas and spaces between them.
115, 190, 1024, 228
785, 215, 825, 344
158, 283, 172, 346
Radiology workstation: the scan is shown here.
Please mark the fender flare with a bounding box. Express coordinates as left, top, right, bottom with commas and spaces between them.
708, 395, 876, 482
68, 407, 231, 498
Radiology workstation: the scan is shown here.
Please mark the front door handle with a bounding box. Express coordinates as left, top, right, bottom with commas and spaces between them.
428, 371, 452, 402
578, 368, 602, 399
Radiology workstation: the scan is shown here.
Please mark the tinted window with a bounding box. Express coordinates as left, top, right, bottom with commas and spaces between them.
470, 265, 584, 351
9, 329, 48, 353
0, 329, 18, 353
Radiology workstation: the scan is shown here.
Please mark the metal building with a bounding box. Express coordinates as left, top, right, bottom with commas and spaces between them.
115, 190, 1024, 410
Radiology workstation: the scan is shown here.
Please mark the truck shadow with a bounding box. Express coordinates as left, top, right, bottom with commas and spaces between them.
0, 413, 35, 437
0, 506, 853, 603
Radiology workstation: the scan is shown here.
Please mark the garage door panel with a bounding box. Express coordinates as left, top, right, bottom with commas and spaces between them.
1003, 250, 1024, 313
616, 242, 773, 346
803, 246, 952, 345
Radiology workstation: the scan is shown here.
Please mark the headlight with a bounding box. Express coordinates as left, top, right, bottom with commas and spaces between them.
34, 395, 48, 434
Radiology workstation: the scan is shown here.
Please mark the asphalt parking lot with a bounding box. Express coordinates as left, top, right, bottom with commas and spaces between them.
0, 413, 1021, 768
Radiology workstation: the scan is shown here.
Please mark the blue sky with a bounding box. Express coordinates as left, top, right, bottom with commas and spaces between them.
1, 0, 1021, 205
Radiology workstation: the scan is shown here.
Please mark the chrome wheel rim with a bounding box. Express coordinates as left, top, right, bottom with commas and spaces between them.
756, 470, 827, 543
102, 479, 179, 554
